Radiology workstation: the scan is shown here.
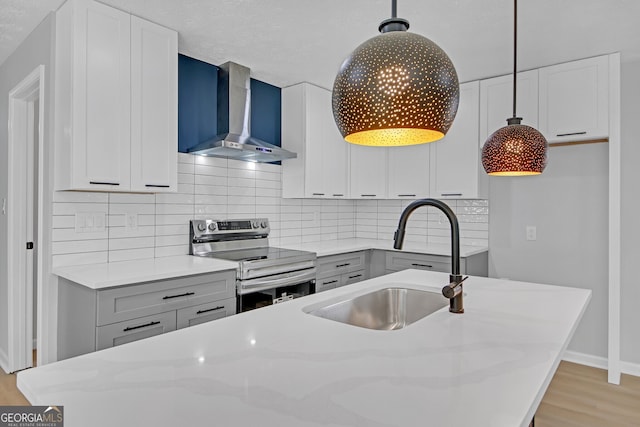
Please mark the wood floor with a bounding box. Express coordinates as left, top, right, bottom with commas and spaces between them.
2, 360, 640, 425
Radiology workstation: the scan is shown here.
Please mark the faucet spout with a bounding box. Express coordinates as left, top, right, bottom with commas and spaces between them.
393, 199, 465, 313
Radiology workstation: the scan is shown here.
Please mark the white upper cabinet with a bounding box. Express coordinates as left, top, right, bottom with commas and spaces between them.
538, 55, 609, 143
350, 145, 387, 199
282, 83, 349, 198
54, 0, 177, 192
430, 81, 487, 199
479, 69, 539, 144
387, 145, 430, 199
130, 16, 178, 192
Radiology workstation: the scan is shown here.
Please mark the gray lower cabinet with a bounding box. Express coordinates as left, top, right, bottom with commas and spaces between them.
176, 298, 236, 329
58, 270, 236, 360
316, 251, 369, 292
96, 311, 177, 351
384, 250, 488, 277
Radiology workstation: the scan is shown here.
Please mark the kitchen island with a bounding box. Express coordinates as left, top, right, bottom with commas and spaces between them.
18, 269, 590, 427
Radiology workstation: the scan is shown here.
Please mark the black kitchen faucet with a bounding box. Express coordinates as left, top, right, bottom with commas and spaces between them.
393, 199, 467, 313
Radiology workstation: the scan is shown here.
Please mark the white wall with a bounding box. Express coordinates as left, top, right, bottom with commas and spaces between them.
0, 14, 55, 366
620, 58, 640, 366
488, 143, 609, 358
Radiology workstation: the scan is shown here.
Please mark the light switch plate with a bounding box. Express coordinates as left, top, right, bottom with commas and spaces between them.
125, 213, 138, 231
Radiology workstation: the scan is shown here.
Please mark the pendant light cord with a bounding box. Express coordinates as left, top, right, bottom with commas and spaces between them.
512, 0, 517, 119
392, 0, 397, 18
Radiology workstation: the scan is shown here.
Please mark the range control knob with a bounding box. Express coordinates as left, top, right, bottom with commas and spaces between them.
208, 223, 217, 231
197, 223, 206, 232
260, 221, 268, 228
252, 221, 259, 229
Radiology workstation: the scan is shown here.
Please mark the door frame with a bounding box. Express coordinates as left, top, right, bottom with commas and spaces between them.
6, 65, 45, 373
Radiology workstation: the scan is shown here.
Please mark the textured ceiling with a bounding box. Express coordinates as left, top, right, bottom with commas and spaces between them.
2, 0, 640, 89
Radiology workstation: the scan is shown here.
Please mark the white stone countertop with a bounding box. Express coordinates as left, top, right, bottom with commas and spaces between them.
52, 240, 487, 290
281, 238, 488, 257
52, 255, 238, 290
18, 269, 590, 427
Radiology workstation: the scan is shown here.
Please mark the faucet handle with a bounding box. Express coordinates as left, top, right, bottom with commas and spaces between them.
442, 275, 468, 299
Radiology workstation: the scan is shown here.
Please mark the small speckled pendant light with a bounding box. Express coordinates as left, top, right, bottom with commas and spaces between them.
332, 0, 459, 146
482, 0, 547, 175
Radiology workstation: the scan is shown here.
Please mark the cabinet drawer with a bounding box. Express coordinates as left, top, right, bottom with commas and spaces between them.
316, 274, 341, 292
97, 271, 236, 326
96, 311, 176, 350
385, 252, 459, 274
341, 270, 366, 287
176, 297, 236, 329
317, 252, 366, 278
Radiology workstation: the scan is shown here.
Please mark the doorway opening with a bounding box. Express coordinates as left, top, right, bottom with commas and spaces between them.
6, 65, 45, 373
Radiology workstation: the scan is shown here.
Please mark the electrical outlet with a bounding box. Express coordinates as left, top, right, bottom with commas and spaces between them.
526, 226, 537, 241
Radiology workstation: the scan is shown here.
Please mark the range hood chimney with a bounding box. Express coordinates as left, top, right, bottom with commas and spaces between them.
187, 62, 296, 162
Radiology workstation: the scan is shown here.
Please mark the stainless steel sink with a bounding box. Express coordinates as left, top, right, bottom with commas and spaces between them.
306, 287, 447, 330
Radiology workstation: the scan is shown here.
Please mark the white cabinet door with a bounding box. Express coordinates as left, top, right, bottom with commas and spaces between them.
350, 145, 387, 198
130, 16, 178, 192
539, 55, 609, 142
387, 144, 430, 199
282, 83, 348, 198
71, 0, 131, 191
479, 69, 539, 144
430, 81, 486, 199
321, 92, 349, 198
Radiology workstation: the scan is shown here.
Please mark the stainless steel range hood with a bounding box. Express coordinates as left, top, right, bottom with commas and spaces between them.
187, 62, 296, 162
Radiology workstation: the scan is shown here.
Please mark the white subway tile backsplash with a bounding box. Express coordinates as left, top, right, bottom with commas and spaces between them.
155, 245, 189, 258
52, 251, 108, 268
109, 248, 155, 263
109, 225, 155, 239
53, 203, 108, 215
109, 236, 155, 251
52, 239, 108, 255
52, 161, 486, 267
109, 193, 155, 204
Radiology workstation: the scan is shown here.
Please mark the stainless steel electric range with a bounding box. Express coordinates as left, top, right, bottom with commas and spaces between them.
190, 218, 317, 312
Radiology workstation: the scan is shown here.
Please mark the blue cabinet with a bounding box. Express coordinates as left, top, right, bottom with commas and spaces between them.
178, 54, 281, 153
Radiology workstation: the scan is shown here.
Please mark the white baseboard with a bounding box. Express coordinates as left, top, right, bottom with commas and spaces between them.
621, 360, 640, 377
0, 347, 9, 373
563, 350, 608, 370
563, 350, 640, 378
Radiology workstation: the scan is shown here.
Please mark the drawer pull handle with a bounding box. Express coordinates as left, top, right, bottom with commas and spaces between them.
163, 291, 195, 300
196, 305, 225, 315
90, 181, 119, 186
361, 194, 376, 197
556, 131, 587, 137
312, 193, 325, 196
441, 193, 462, 197
323, 280, 338, 285
348, 274, 362, 279
411, 263, 433, 268
123, 321, 160, 332
336, 263, 351, 268
332, 194, 344, 197
145, 184, 170, 188
398, 194, 416, 197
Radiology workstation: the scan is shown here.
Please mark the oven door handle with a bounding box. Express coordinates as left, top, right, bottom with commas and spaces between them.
238, 268, 316, 295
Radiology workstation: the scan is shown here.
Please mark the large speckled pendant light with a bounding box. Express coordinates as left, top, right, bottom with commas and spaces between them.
332, 0, 459, 146
482, 0, 547, 175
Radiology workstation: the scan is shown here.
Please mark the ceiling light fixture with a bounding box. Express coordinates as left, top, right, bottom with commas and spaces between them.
332, 0, 459, 146
481, 0, 547, 176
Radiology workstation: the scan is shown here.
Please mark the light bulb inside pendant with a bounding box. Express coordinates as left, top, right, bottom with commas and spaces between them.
332, 1, 459, 147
